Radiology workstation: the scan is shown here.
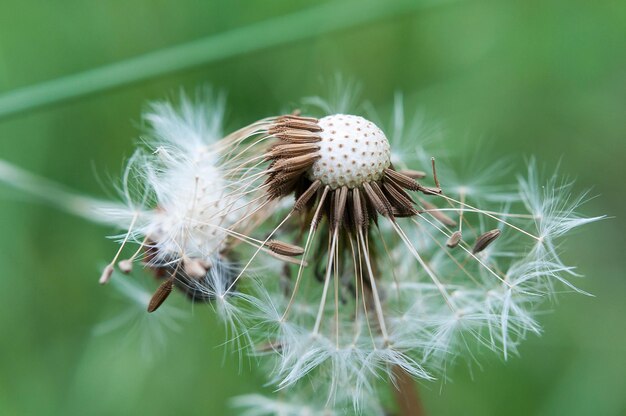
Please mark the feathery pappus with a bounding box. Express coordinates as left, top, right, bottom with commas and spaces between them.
0, 90, 286, 325
215, 92, 603, 410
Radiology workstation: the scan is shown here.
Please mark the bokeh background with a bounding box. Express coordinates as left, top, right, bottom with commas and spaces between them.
0, 0, 624, 415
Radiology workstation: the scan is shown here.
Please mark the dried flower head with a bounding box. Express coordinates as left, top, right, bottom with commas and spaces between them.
217, 94, 603, 410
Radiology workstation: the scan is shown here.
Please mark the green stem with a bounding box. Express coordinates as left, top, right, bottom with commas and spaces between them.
0, 0, 456, 120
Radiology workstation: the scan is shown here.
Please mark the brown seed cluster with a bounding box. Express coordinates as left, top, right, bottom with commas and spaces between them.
262, 114, 442, 234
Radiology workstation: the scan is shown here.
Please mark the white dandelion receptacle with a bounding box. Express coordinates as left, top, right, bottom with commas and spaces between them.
309, 114, 391, 189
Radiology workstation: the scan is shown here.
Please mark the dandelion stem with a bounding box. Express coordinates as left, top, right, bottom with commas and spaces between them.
0, 0, 454, 119
392, 365, 426, 416
0, 159, 118, 224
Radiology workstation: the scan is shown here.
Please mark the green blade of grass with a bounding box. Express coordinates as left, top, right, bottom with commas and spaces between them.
0, 0, 454, 120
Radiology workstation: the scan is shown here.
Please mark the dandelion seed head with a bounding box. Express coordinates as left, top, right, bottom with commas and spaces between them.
218, 90, 604, 412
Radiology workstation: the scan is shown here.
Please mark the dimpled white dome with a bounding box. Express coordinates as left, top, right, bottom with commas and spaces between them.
309, 114, 391, 189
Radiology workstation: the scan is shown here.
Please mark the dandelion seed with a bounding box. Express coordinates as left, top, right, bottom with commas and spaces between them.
266, 240, 305, 257
446, 230, 462, 248
183, 258, 209, 279
118, 259, 134, 274
99, 264, 115, 285
472, 229, 501, 254
147, 277, 174, 313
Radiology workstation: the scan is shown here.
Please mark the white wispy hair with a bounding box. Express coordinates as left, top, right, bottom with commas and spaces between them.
518, 160, 605, 288
232, 394, 339, 416
231, 385, 386, 416
302, 75, 362, 116
92, 271, 186, 360
101, 90, 249, 268
221, 90, 603, 413
0, 89, 255, 325
247, 280, 433, 411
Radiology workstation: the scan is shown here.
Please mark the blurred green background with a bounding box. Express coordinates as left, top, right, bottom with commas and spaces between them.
0, 0, 624, 415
